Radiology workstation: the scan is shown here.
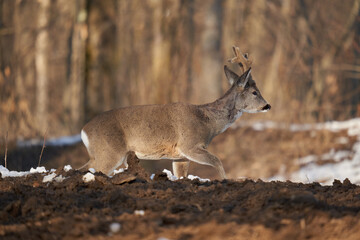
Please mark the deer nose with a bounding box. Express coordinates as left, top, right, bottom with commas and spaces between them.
262, 104, 271, 111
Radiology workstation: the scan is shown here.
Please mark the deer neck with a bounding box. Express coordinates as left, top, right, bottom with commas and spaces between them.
200, 87, 241, 135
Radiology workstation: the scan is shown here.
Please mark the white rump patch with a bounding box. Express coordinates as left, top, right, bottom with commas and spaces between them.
54, 175, 66, 183
81, 129, 90, 150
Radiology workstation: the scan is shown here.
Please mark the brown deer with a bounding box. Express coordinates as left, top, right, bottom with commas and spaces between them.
80, 46, 270, 179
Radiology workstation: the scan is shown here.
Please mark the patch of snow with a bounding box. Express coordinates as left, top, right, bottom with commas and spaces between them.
162, 169, 178, 181
17, 134, 81, 147
317, 118, 360, 136
289, 123, 313, 132
88, 168, 96, 174
134, 210, 145, 216
336, 136, 349, 145
293, 142, 360, 185
109, 222, 121, 233
43, 173, 57, 183
297, 149, 353, 165
321, 149, 352, 162
0, 165, 53, 178
0, 165, 30, 178
157, 237, 171, 240
30, 166, 47, 174
113, 168, 126, 175
162, 169, 210, 182
267, 174, 287, 182
47, 134, 82, 146
187, 175, 210, 182
297, 155, 318, 165
150, 173, 155, 180
291, 159, 360, 185
251, 121, 278, 131
236, 118, 360, 134
64, 165, 72, 172
266, 118, 360, 185
54, 175, 66, 183
83, 172, 95, 182
354, 141, 360, 153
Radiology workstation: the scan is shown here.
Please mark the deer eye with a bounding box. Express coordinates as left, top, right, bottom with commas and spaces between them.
252, 91, 257, 96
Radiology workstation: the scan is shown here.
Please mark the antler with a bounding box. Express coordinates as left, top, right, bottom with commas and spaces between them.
228, 46, 252, 73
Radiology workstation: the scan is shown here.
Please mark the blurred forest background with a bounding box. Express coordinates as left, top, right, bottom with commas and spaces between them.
0, 0, 359, 142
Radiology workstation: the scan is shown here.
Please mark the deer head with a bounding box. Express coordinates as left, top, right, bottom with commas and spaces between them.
224, 46, 271, 113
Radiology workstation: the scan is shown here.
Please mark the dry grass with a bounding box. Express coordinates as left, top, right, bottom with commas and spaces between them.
38, 128, 48, 167
4, 131, 8, 168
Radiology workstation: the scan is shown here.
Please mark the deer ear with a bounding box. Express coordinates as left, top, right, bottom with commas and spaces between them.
237, 68, 251, 88
224, 65, 239, 85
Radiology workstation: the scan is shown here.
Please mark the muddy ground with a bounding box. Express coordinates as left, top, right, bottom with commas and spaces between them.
1, 155, 360, 240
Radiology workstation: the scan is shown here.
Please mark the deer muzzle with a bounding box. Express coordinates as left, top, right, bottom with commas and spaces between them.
261, 104, 271, 111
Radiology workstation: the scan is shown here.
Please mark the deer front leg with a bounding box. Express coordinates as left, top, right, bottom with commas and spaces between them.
172, 159, 190, 178
179, 146, 226, 179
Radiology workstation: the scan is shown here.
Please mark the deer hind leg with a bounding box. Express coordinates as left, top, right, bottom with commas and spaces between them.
87, 149, 129, 176
172, 159, 190, 178
179, 146, 226, 179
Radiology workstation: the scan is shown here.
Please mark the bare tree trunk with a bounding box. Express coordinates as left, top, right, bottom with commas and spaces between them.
0, 0, 16, 140
115, 0, 154, 106
13, 0, 38, 137
192, 0, 223, 104
68, 0, 87, 131
35, 0, 50, 132
246, 0, 266, 62
150, 0, 171, 104
263, 1, 291, 116
86, 0, 118, 119
308, 0, 360, 121
169, 0, 195, 102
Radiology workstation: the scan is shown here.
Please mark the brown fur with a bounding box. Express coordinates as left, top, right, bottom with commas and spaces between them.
81, 49, 270, 179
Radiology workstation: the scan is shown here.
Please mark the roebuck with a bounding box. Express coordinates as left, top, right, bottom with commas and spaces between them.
81, 46, 270, 179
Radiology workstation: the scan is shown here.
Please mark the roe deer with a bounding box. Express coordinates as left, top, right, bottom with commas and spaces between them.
81, 46, 270, 179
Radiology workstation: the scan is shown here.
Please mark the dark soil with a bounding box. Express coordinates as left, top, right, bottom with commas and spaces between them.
1, 156, 360, 240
